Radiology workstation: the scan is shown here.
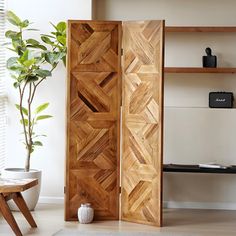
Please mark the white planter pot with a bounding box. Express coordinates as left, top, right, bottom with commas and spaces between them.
1, 168, 42, 211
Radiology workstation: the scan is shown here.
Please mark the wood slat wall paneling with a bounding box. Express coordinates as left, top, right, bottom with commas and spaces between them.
66, 20, 121, 221
121, 20, 165, 227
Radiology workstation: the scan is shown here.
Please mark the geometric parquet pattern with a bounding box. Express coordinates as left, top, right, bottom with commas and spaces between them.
66, 21, 121, 220
121, 21, 164, 226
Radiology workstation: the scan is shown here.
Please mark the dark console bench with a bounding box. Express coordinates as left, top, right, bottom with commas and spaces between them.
163, 164, 236, 174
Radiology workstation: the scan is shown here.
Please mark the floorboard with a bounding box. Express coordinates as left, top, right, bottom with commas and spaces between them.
1, 204, 236, 235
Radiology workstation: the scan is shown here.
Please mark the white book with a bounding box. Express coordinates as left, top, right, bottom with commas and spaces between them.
199, 163, 227, 169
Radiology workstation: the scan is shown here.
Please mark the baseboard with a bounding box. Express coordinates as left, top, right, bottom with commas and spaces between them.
164, 201, 236, 210
38, 197, 236, 210
39, 196, 64, 204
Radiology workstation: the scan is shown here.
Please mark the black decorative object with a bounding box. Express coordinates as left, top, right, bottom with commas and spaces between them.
209, 92, 234, 108
203, 47, 217, 67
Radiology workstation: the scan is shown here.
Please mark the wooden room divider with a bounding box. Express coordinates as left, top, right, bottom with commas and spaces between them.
66, 21, 122, 221
121, 21, 164, 227
66, 20, 164, 227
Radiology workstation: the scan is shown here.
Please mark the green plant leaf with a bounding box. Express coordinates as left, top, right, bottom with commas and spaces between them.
8, 65, 25, 72
33, 141, 43, 146
26, 28, 40, 31
6, 47, 17, 53
20, 118, 29, 126
10, 74, 18, 80
40, 34, 55, 39
30, 147, 35, 153
13, 82, 20, 88
26, 75, 38, 82
44, 51, 66, 65
35, 103, 49, 114
5, 30, 20, 39
33, 134, 47, 138
6, 11, 21, 26
23, 58, 36, 67
56, 22, 66, 33
26, 39, 48, 51
1, 42, 12, 46
44, 52, 55, 65
35, 69, 52, 78
36, 115, 52, 121
26, 39, 40, 45
41, 35, 54, 45
27, 44, 47, 50
50, 22, 57, 31
52, 52, 62, 64
62, 56, 66, 67
36, 44, 48, 50
15, 104, 28, 116
20, 20, 29, 28
7, 57, 19, 68
57, 35, 66, 46
12, 39, 25, 56
18, 50, 29, 63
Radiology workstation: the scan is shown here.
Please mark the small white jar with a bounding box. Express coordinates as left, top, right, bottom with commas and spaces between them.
78, 203, 94, 224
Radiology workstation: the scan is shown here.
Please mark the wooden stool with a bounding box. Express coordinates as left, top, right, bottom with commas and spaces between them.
0, 178, 38, 236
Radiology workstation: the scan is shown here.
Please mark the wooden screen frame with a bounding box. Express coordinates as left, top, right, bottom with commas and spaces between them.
65, 20, 164, 226
65, 20, 122, 221
121, 20, 165, 227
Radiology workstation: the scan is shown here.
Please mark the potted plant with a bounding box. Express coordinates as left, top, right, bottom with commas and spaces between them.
2, 11, 66, 210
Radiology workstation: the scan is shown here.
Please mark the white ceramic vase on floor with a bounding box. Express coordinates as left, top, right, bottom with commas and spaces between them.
1, 168, 42, 211
78, 203, 94, 224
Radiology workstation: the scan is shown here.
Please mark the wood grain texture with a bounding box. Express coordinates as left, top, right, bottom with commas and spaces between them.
165, 67, 236, 74
165, 26, 236, 33
66, 21, 121, 221
121, 20, 164, 227
0, 178, 38, 193
0, 179, 38, 236
0, 193, 23, 236
12, 192, 37, 228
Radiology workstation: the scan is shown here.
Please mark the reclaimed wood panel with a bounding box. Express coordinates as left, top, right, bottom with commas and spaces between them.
165, 26, 236, 33
66, 21, 121, 221
165, 67, 236, 74
121, 20, 164, 226
0, 178, 38, 193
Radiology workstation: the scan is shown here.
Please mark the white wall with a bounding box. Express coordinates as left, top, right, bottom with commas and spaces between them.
94, 0, 236, 209
5, 0, 236, 209
5, 0, 92, 203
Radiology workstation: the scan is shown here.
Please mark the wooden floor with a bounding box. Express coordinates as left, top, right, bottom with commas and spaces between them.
1, 204, 236, 235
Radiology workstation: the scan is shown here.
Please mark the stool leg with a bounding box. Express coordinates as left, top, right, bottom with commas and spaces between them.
12, 192, 37, 228
0, 193, 23, 236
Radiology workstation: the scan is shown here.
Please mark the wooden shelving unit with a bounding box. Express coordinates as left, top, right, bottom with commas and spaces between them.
165, 26, 236, 33
165, 26, 236, 73
164, 67, 236, 74
164, 26, 236, 174
163, 164, 236, 174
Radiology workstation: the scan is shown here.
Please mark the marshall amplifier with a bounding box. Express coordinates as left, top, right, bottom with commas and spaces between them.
209, 92, 234, 108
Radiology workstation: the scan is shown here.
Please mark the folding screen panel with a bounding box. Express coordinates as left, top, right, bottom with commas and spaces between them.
66, 21, 121, 220
121, 20, 164, 226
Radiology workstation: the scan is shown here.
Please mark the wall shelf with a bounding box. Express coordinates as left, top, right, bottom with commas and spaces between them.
164, 164, 236, 174
165, 27, 236, 74
164, 67, 236, 74
165, 106, 236, 110
165, 26, 236, 33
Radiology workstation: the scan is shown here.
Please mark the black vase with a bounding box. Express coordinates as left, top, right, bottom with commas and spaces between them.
202, 47, 217, 68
